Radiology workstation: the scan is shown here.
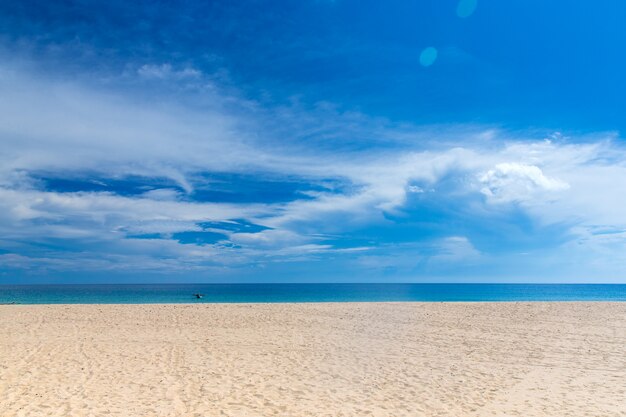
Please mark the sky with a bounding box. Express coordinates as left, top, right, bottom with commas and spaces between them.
1, 0, 626, 283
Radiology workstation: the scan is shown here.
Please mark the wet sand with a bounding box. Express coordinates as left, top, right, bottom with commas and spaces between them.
1, 302, 625, 416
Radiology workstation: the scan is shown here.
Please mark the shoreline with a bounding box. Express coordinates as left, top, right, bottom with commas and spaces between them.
1, 300, 625, 306
3, 283, 625, 305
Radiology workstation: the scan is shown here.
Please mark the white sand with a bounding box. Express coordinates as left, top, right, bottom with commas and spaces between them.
1, 302, 625, 416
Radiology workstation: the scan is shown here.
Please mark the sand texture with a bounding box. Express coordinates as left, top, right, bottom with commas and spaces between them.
1, 302, 625, 417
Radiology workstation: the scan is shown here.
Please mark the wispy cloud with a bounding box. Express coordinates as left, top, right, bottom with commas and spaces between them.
137, 64, 201, 80
1, 32, 626, 282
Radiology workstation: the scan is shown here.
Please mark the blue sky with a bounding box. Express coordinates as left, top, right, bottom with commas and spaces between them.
1, 0, 626, 283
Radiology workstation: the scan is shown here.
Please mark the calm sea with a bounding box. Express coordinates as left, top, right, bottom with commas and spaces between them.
0, 284, 625, 304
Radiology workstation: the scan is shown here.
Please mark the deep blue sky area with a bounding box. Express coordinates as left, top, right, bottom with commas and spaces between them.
1, 1, 626, 283
3, 1, 625, 129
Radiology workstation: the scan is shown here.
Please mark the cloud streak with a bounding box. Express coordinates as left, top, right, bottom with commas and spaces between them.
1, 49, 626, 282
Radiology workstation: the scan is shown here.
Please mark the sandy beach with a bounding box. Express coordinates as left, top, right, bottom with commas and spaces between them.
0, 302, 624, 417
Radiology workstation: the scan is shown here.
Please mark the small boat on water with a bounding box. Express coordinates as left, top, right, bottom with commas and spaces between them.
193, 293, 204, 299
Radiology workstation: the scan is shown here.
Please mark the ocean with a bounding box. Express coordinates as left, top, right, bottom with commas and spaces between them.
1, 283, 625, 304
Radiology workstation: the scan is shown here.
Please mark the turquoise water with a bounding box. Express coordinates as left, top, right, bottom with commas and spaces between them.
1, 284, 625, 304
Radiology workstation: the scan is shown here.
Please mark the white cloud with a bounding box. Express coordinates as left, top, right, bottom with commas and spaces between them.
407, 185, 424, 193
479, 162, 570, 203
3, 56, 626, 280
